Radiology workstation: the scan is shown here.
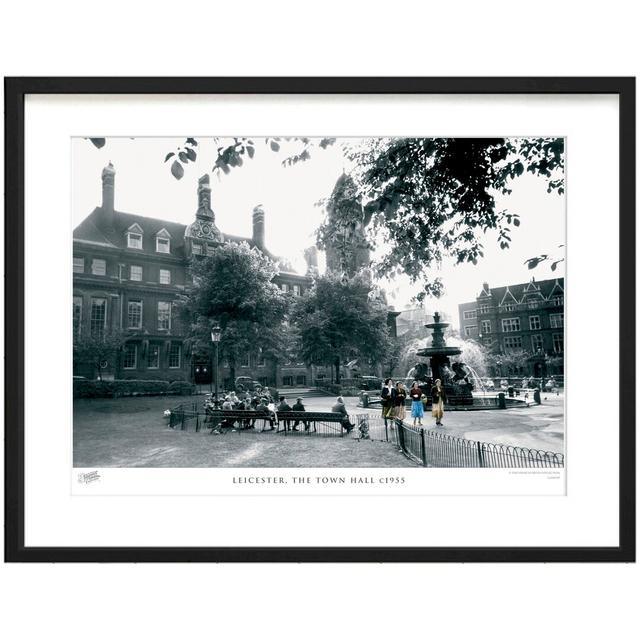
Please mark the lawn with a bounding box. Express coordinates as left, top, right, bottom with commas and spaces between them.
73, 395, 417, 468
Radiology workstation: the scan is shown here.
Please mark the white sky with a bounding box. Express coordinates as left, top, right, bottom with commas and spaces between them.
72, 137, 565, 329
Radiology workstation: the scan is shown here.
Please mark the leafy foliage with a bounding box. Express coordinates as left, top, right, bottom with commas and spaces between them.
73, 329, 126, 381
290, 272, 389, 383
177, 242, 288, 384
343, 137, 564, 301
164, 137, 198, 180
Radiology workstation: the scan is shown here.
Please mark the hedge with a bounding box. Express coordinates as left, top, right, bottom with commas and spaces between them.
74, 379, 194, 399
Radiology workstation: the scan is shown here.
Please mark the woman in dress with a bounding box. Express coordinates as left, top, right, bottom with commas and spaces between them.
381, 378, 395, 427
394, 381, 407, 422
431, 378, 447, 426
409, 381, 424, 426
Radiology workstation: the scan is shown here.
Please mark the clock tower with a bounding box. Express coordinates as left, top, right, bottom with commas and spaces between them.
184, 174, 223, 254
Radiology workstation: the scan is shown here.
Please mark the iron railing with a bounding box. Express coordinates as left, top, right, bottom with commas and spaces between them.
393, 419, 564, 468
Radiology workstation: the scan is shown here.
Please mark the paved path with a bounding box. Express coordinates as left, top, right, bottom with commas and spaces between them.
301, 393, 565, 452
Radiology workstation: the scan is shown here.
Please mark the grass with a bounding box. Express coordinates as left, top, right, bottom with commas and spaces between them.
73, 395, 417, 468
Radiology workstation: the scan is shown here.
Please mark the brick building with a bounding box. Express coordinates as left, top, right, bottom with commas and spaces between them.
73, 164, 314, 387
458, 278, 565, 377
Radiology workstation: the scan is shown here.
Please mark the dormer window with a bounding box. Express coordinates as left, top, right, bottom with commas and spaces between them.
126, 223, 144, 250
156, 228, 171, 254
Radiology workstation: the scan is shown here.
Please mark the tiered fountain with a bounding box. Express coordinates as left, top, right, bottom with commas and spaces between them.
414, 311, 475, 406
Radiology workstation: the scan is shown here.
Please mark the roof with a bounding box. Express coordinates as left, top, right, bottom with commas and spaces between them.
73, 207, 302, 273
477, 278, 564, 304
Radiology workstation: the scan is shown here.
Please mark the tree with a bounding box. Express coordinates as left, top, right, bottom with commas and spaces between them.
290, 273, 390, 384
177, 242, 288, 388
89, 135, 564, 300
73, 329, 126, 381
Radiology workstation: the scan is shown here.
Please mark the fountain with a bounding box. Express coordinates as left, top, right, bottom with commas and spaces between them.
360, 311, 529, 410
414, 312, 474, 406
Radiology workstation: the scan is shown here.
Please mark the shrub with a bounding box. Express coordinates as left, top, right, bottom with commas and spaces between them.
74, 379, 171, 399
168, 381, 196, 396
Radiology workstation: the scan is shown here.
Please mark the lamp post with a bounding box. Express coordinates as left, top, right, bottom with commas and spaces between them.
211, 325, 221, 406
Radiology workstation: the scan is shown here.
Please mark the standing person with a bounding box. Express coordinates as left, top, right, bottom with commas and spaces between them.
409, 381, 424, 426
431, 379, 447, 426
381, 378, 395, 427
394, 381, 407, 422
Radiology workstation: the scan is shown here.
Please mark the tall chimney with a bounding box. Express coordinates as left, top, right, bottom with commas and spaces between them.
304, 246, 318, 273
101, 162, 115, 225
252, 205, 265, 248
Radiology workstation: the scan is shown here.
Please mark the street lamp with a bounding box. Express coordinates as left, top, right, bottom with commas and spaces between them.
211, 324, 222, 406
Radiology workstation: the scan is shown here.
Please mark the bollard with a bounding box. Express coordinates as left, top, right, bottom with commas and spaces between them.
361, 393, 369, 408
508, 386, 514, 398
498, 392, 506, 409
533, 389, 541, 405
420, 428, 428, 466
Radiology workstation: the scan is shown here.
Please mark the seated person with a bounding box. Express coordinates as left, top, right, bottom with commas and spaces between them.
291, 397, 309, 431
331, 397, 355, 433
256, 398, 276, 431
221, 396, 236, 429
276, 396, 293, 430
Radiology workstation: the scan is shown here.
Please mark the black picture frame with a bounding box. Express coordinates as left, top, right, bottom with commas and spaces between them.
4, 76, 635, 563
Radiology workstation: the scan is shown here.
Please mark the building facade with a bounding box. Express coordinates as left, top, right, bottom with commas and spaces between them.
458, 278, 565, 377
73, 165, 314, 387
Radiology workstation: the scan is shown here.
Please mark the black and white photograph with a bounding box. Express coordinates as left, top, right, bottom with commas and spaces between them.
72, 135, 565, 471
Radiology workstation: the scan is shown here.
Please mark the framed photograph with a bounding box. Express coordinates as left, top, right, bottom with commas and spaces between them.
4, 77, 635, 562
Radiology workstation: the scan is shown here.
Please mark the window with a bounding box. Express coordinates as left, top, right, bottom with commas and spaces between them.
258, 377, 269, 387
529, 315, 541, 330
91, 258, 106, 276
503, 336, 523, 351
128, 300, 142, 329
192, 242, 203, 255
281, 283, 289, 293
240, 353, 250, 368
553, 334, 564, 353
282, 376, 294, 386
527, 300, 540, 309
90, 298, 107, 338
481, 320, 491, 334
169, 343, 181, 369
147, 343, 160, 369
501, 317, 521, 332
463, 310, 477, 320
206, 244, 216, 257
123, 343, 137, 369
551, 295, 563, 306
293, 284, 301, 296
127, 232, 143, 249
257, 351, 266, 367
156, 237, 170, 253
478, 304, 491, 314
464, 325, 477, 337
73, 257, 84, 273
482, 336, 494, 347
157, 302, 172, 331
531, 334, 544, 352
130, 265, 142, 281
73, 296, 82, 338
550, 313, 564, 329
296, 375, 307, 386
159, 269, 171, 285
502, 303, 516, 312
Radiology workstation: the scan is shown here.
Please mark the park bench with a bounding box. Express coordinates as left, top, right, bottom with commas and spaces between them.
275, 411, 353, 436
203, 409, 275, 434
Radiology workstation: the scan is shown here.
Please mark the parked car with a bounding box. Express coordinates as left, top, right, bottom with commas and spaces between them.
234, 376, 263, 392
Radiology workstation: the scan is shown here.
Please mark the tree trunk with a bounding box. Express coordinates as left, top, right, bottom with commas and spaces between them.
229, 360, 236, 391
334, 356, 341, 384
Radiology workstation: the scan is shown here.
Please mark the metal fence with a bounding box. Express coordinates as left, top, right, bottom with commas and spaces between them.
393, 419, 564, 468
166, 404, 563, 469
